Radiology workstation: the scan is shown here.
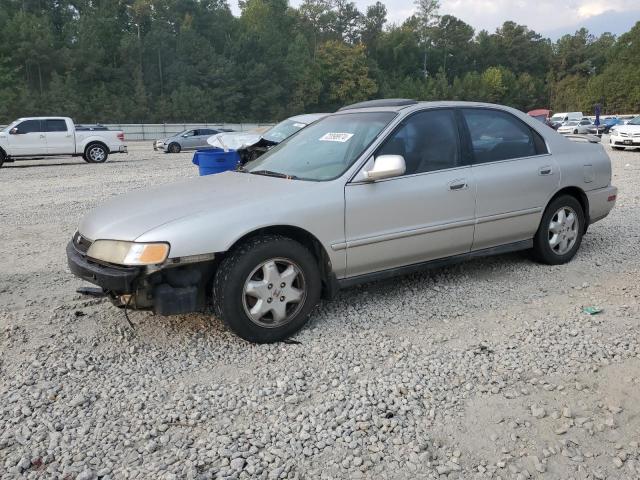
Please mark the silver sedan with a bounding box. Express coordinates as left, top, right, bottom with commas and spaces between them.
68, 100, 617, 343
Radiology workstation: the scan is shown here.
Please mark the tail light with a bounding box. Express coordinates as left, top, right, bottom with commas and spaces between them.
117, 132, 125, 141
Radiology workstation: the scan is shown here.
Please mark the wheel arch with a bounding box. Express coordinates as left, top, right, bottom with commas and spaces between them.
225, 225, 338, 299
547, 186, 590, 232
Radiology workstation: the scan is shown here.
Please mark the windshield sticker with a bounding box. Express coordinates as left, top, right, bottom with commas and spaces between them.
319, 132, 354, 143
293, 123, 306, 128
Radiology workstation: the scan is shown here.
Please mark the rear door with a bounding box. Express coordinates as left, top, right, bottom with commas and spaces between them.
344, 108, 476, 277
45, 119, 74, 155
7, 120, 47, 156
460, 108, 559, 250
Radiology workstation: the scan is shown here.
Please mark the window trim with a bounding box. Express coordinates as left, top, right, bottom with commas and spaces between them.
457, 107, 551, 166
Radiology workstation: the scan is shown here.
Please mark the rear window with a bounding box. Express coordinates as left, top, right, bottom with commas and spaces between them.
46, 119, 68, 132
462, 109, 547, 163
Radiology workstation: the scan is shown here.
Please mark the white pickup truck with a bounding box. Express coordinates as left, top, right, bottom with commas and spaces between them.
0, 117, 127, 167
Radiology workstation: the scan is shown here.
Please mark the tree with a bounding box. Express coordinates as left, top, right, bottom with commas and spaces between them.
316, 40, 377, 109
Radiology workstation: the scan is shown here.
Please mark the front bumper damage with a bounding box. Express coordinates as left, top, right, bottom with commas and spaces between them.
67, 241, 214, 316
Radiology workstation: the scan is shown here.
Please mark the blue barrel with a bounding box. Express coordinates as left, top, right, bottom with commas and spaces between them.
192, 149, 241, 176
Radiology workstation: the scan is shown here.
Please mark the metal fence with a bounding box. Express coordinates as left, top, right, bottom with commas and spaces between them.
103, 123, 274, 141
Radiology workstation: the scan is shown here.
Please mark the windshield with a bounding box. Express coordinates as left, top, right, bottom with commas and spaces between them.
262, 119, 310, 143
565, 121, 579, 126
245, 112, 397, 181
550, 115, 564, 122
628, 116, 640, 126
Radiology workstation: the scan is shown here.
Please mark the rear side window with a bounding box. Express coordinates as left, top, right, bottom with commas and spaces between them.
377, 109, 461, 175
46, 119, 67, 132
15, 120, 43, 134
461, 109, 547, 163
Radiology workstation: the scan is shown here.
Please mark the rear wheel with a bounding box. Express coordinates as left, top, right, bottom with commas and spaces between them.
213, 235, 321, 343
168, 143, 181, 153
532, 195, 584, 265
83, 143, 109, 163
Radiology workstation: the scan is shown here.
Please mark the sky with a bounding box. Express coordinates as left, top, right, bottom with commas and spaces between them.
234, 0, 640, 39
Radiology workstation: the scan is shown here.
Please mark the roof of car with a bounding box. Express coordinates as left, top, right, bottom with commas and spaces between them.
333, 100, 522, 115
288, 113, 329, 124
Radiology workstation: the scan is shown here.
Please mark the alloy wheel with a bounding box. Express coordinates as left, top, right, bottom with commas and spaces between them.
548, 206, 579, 255
242, 258, 307, 328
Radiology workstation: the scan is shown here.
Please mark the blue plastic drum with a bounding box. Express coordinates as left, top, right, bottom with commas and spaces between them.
192, 149, 241, 176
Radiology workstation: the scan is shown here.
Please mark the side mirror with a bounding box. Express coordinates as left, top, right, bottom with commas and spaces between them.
363, 155, 406, 181
10, 127, 18, 135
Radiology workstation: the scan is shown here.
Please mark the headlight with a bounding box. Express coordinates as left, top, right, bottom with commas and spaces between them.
87, 240, 170, 266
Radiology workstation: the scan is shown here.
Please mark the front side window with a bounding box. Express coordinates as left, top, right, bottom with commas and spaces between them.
245, 112, 396, 181
461, 109, 544, 163
15, 120, 43, 134
46, 119, 67, 132
376, 109, 461, 175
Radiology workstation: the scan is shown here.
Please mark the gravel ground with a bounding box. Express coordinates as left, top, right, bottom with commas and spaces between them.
0, 140, 639, 480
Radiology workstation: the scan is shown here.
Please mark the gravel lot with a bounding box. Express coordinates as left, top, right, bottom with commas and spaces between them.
1, 140, 639, 480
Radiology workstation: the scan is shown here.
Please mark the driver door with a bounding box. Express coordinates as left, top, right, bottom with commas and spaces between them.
8, 119, 47, 156
344, 109, 476, 278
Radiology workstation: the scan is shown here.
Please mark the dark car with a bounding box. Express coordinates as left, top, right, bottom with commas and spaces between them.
587, 117, 623, 135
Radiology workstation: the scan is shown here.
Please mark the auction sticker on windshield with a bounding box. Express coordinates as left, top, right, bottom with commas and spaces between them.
319, 132, 354, 142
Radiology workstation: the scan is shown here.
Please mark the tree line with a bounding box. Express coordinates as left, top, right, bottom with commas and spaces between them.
0, 0, 638, 124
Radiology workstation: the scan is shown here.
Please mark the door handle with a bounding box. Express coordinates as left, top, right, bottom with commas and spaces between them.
539, 166, 553, 175
449, 179, 468, 191
39, 134, 45, 138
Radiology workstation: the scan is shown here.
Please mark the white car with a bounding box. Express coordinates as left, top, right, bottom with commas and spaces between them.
0, 117, 127, 167
557, 119, 593, 135
207, 114, 327, 163
610, 116, 640, 150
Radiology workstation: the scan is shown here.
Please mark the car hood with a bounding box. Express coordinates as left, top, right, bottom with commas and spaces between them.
79, 172, 312, 242
207, 131, 262, 151
612, 124, 640, 133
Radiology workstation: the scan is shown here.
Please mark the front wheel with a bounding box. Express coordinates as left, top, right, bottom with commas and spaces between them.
532, 195, 585, 265
213, 235, 321, 343
83, 143, 109, 163
168, 143, 181, 153
0, 150, 5, 168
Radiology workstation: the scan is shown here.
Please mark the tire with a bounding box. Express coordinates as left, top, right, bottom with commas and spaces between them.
612, 146, 624, 151
83, 143, 109, 163
532, 195, 585, 265
0, 150, 5, 168
573, 129, 578, 134
168, 143, 181, 153
213, 235, 321, 343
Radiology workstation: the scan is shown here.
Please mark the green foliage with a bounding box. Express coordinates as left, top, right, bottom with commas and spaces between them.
0, 1, 637, 123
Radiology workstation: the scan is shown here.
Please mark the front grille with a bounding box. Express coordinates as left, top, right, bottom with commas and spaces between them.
73, 232, 92, 254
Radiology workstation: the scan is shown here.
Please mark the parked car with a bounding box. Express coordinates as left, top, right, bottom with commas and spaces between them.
549, 112, 583, 130
610, 115, 640, 150
587, 117, 623, 135
67, 100, 617, 343
0, 117, 126, 168
154, 128, 231, 153
206, 113, 328, 164
557, 118, 593, 135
